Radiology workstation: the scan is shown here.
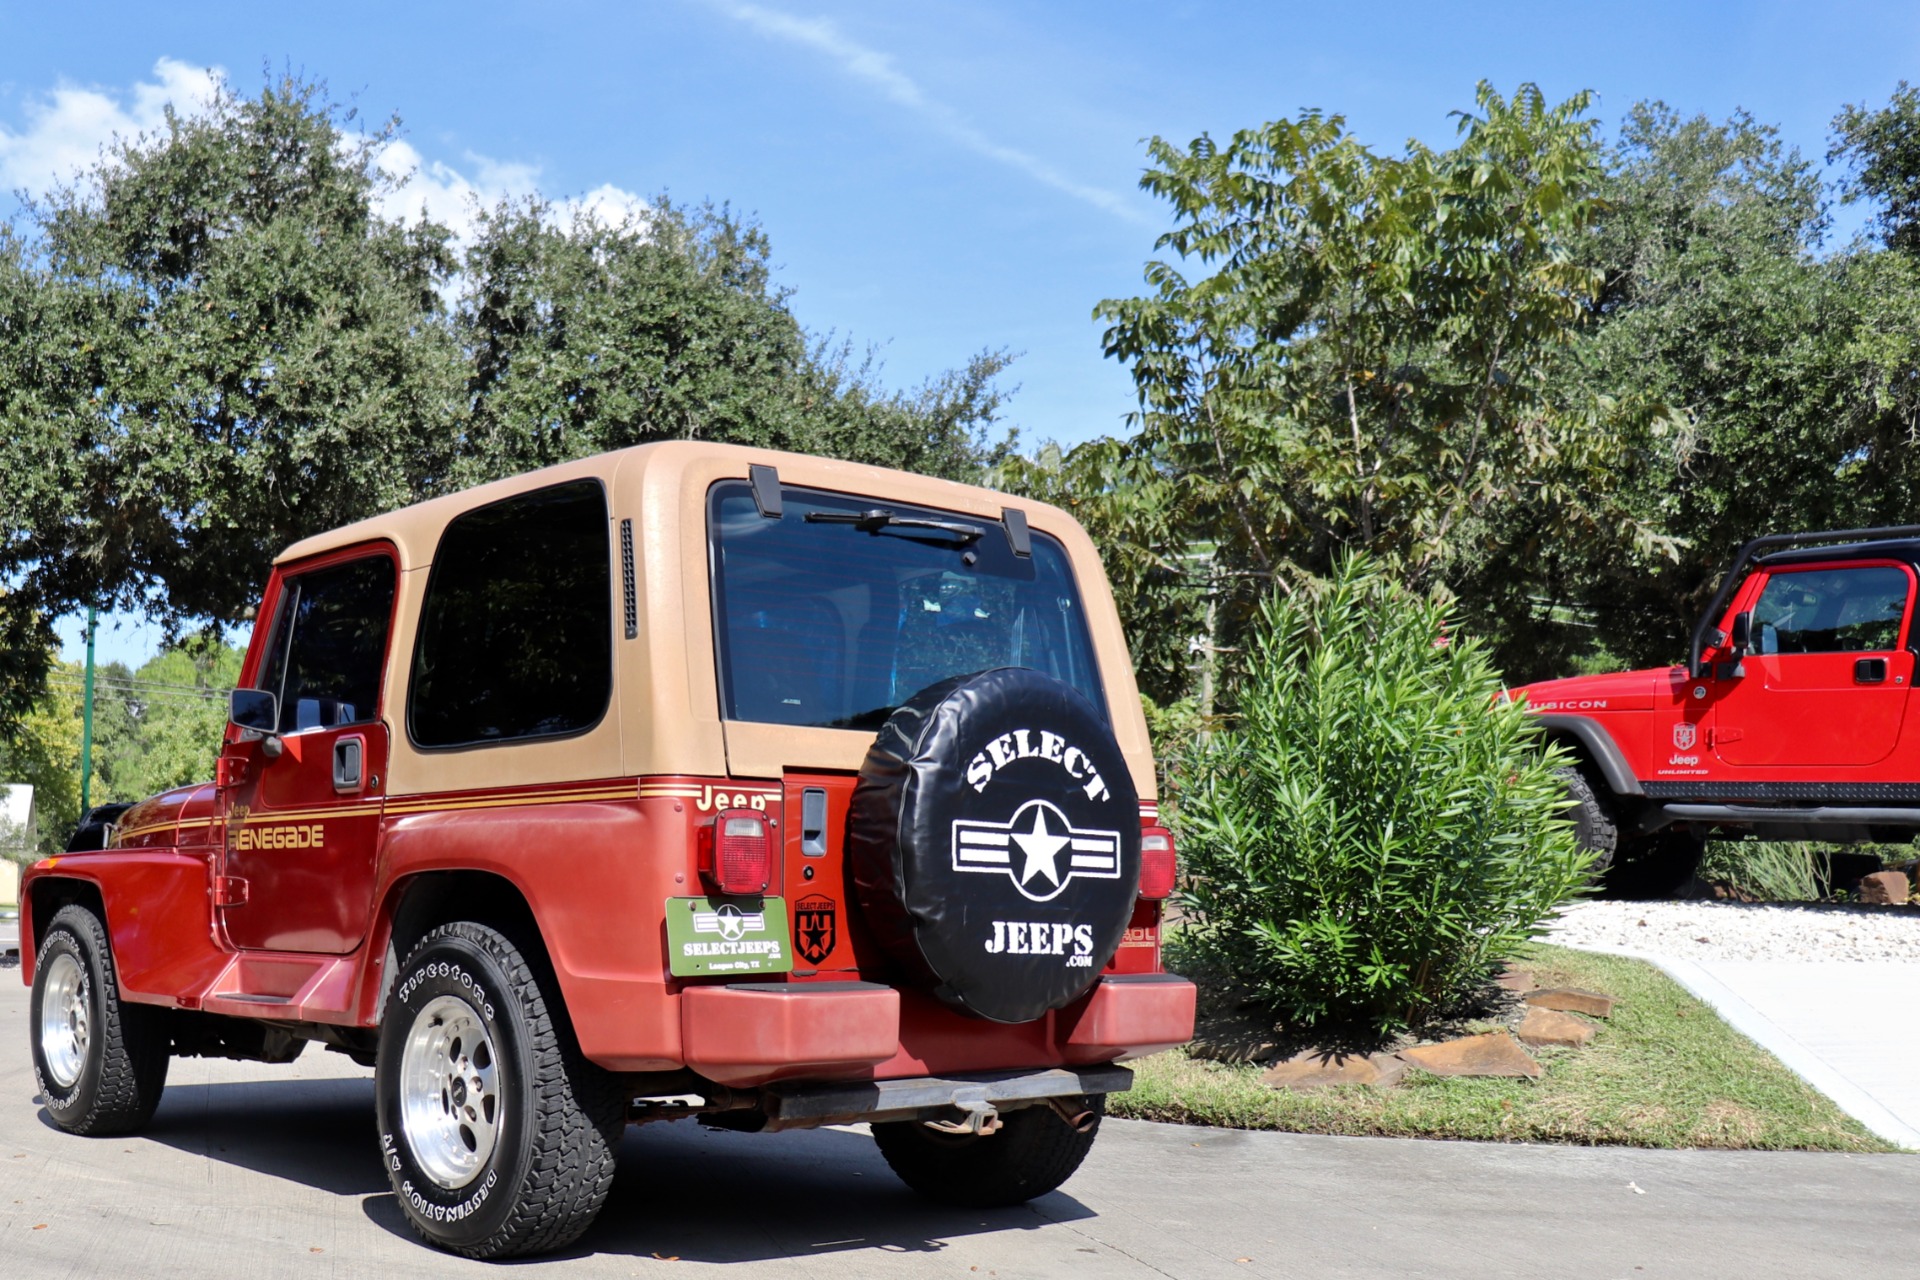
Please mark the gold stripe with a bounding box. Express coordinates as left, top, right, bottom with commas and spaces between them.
385, 788, 635, 817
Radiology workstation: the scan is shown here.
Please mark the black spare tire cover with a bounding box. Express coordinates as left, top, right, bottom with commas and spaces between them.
848, 667, 1140, 1024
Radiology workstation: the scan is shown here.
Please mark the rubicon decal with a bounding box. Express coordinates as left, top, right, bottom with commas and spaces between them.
952, 798, 1122, 903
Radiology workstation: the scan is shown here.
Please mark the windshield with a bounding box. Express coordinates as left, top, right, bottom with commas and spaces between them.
709, 482, 1107, 729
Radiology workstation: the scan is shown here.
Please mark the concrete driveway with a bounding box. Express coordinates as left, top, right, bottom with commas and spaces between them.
2, 966, 1917, 1279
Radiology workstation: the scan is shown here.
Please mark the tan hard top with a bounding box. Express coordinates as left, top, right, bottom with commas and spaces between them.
271, 440, 1155, 801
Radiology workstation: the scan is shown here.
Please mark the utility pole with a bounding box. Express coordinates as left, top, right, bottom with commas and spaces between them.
79, 606, 97, 814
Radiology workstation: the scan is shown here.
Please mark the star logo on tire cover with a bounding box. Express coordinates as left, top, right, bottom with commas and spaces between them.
951, 799, 1123, 902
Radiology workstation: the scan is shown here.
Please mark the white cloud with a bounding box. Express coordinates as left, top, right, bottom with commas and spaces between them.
711, 2, 1148, 223
0, 60, 647, 244
0, 57, 225, 197
376, 140, 649, 244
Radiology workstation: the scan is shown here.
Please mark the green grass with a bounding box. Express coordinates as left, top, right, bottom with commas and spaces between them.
1111, 943, 1895, 1152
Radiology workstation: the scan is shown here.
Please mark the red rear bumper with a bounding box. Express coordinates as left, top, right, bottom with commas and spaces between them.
680, 973, 1197, 1088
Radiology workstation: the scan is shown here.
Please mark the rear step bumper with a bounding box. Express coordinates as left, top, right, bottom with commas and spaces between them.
680, 972, 1198, 1088
758, 1064, 1134, 1132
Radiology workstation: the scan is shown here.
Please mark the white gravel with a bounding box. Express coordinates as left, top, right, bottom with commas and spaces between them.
1545, 899, 1920, 963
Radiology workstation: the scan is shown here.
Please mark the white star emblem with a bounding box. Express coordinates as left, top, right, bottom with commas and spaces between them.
1009, 804, 1071, 889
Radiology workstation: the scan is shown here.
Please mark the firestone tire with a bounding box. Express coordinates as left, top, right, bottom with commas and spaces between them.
30, 904, 170, 1136
1557, 767, 1618, 878
376, 922, 626, 1260
871, 1096, 1104, 1208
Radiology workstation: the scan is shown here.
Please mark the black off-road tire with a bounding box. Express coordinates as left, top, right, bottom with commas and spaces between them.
30, 904, 170, 1135
871, 1095, 1104, 1208
1607, 830, 1706, 900
1558, 766, 1618, 878
375, 922, 626, 1259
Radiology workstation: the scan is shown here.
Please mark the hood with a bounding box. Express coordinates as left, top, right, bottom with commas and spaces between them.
112, 781, 219, 849
1511, 667, 1684, 714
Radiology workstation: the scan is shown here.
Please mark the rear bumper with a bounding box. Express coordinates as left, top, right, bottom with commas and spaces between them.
680, 972, 1197, 1088
1061, 972, 1198, 1064
681, 981, 902, 1086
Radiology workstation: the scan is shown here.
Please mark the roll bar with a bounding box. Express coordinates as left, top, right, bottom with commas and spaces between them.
1687, 523, 1920, 678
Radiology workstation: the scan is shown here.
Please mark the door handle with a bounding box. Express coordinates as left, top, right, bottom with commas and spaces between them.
333, 734, 365, 793
1855, 657, 1889, 685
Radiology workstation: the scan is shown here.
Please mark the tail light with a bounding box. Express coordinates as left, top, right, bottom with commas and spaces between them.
700, 808, 774, 896
1139, 826, 1177, 900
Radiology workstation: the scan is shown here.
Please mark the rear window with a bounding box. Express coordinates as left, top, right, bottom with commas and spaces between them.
409, 480, 612, 748
709, 482, 1107, 729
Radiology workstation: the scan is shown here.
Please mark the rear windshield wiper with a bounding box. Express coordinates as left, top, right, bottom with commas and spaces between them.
804, 508, 984, 544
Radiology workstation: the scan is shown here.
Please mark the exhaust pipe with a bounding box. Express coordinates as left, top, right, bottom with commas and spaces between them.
1046, 1096, 1098, 1134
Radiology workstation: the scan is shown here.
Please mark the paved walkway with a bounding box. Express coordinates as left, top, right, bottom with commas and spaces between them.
1578, 946, 1920, 1150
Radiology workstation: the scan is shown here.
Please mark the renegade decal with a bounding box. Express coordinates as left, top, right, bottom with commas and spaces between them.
234, 822, 325, 851
951, 798, 1122, 903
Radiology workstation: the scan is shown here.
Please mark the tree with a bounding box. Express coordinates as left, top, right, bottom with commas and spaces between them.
1832, 81, 1920, 254
1, 72, 1018, 729
1004, 82, 1670, 707
1464, 102, 1920, 678
0, 77, 462, 638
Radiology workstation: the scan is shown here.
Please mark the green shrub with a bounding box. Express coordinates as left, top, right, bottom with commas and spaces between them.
1699, 841, 1830, 902
1173, 555, 1592, 1032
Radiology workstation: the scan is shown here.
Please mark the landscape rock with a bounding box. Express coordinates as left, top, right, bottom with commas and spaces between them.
1493, 968, 1535, 993
1524, 987, 1615, 1018
1260, 1050, 1385, 1089
1857, 870, 1912, 907
1398, 1032, 1542, 1079
1516, 1007, 1596, 1048
1190, 1036, 1282, 1065
1823, 850, 1887, 896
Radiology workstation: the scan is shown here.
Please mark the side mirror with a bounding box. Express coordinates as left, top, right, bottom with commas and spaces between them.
1730, 611, 1752, 651
230, 688, 278, 733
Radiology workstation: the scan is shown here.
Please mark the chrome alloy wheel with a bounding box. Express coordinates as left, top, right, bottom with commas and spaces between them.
399, 994, 501, 1189
38, 951, 90, 1089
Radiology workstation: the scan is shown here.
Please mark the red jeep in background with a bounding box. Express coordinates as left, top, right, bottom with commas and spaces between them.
1516, 524, 1920, 896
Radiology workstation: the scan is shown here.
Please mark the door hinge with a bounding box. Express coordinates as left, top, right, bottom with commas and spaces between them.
1708, 726, 1743, 745
216, 754, 249, 788
214, 875, 249, 907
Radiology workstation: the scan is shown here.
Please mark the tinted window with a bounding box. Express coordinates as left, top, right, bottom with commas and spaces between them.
710, 483, 1106, 728
1752, 566, 1910, 654
253, 555, 396, 733
409, 480, 612, 748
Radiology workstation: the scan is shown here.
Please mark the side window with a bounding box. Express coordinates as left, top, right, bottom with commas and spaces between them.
409, 480, 612, 749
1751, 566, 1910, 655
252, 555, 397, 733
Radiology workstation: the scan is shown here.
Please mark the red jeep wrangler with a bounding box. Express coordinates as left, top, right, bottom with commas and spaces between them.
20, 443, 1195, 1258
1515, 525, 1920, 896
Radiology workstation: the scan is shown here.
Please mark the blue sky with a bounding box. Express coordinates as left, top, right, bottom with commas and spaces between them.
7, 0, 1920, 665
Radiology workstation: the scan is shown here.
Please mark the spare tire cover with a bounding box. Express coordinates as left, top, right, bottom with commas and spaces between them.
848, 667, 1140, 1024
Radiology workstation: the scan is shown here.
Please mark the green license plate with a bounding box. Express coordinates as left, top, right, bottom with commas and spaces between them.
664, 896, 793, 977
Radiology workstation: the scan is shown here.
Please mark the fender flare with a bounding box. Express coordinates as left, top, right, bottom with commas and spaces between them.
1535, 715, 1643, 798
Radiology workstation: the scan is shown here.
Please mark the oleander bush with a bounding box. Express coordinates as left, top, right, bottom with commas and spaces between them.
1173, 555, 1592, 1031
